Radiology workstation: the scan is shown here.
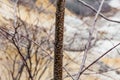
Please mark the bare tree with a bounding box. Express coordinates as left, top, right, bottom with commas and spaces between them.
1, 0, 120, 80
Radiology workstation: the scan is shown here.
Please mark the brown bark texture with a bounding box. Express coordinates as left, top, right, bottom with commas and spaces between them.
54, 0, 65, 80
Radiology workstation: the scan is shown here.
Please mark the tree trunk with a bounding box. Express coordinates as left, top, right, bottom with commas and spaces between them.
54, 0, 65, 80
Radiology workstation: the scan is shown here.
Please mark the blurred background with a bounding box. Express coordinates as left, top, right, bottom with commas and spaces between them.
0, 0, 120, 80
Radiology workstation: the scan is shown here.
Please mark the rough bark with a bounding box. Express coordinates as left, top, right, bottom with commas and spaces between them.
54, 0, 65, 80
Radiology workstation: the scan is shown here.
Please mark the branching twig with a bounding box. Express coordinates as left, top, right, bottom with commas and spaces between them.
78, 42, 120, 76
77, 0, 120, 23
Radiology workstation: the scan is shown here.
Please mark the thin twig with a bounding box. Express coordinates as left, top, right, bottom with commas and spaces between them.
76, 0, 105, 80
63, 67, 75, 80
78, 42, 120, 76
78, 0, 120, 23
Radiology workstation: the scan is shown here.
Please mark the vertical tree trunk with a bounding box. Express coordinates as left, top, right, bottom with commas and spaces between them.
54, 0, 65, 80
